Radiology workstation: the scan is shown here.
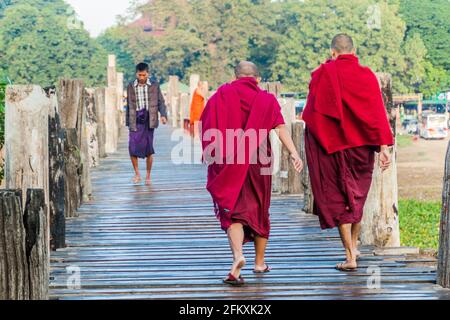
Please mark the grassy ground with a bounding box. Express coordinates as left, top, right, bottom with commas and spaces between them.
396, 134, 414, 148
399, 199, 441, 250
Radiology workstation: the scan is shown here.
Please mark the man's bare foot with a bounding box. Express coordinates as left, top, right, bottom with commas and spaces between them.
145, 178, 151, 185
230, 256, 246, 278
336, 260, 358, 272
132, 175, 141, 184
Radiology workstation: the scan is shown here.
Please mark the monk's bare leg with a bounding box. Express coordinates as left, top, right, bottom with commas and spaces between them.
337, 223, 357, 270
145, 155, 153, 185
254, 236, 269, 272
351, 223, 362, 258
227, 223, 246, 277
130, 156, 141, 183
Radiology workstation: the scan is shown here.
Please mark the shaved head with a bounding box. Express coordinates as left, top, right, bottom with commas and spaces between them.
234, 61, 260, 79
331, 34, 354, 54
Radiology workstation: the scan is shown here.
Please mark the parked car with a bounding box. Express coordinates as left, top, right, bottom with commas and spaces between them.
402, 118, 419, 135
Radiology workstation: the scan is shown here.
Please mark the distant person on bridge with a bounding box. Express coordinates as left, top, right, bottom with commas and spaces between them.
200, 61, 303, 285
190, 80, 206, 138
302, 34, 394, 272
127, 62, 168, 185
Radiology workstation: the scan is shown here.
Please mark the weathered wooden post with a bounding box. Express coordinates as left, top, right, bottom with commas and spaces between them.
289, 121, 303, 195
0, 190, 29, 299
23, 189, 49, 300
437, 141, 450, 288
189, 74, 200, 112
5, 85, 50, 231
58, 79, 91, 203
279, 98, 296, 194
168, 76, 179, 128
297, 121, 314, 214
0, 189, 49, 300
360, 73, 400, 247
47, 88, 66, 250
94, 87, 107, 158
85, 88, 100, 168
116, 72, 125, 128
64, 129, 81, 218
179, 92, 190, 130
105, 55, 119, 153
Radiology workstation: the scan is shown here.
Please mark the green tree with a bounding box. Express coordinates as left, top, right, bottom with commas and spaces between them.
419, 62, 450, 98
271, 0, 427, 93
0, 0, 107, 87
400, 0, 450, 73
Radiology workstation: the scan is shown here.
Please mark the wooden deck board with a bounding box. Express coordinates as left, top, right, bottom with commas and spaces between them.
50, 126, 450, 300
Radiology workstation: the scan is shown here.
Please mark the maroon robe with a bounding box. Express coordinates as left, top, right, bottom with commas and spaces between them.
303, 54, 394, 229
200, 77, 285, 242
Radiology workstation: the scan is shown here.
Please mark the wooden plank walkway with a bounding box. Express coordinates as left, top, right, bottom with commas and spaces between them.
50, 126, 450, 300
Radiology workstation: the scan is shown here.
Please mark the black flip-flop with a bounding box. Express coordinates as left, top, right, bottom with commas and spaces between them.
253, 265, 272, 274
335, 262, 358, 272
223, 273, 245, 286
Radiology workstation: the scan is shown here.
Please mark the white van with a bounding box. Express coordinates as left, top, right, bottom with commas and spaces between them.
420, 113, 449, 139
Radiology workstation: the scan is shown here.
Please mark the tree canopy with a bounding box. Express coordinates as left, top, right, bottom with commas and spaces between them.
99, 0, 449, 96
0, 0, 448, 97
0, 0, 107, 87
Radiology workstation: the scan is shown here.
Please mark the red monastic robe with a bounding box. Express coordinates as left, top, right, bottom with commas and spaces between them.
200, 77, 285, 242
303, 54, 394, 229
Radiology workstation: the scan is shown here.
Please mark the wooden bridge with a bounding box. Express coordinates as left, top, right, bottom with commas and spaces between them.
2, 60, 450, 300
48, 126, 450, 300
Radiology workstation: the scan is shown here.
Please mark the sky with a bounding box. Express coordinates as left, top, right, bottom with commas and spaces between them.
64, 0, 139, 37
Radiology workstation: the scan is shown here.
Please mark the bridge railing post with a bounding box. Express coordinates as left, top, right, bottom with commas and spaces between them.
0, 189, 49, 300
47, 88, 66, 250
438, 141, 450, 288
360, 73, 400, 247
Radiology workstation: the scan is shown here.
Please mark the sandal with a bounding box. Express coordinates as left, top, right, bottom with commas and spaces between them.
335, 262, 358, 272
223, 273, 245, 286
253, 265, 272, 274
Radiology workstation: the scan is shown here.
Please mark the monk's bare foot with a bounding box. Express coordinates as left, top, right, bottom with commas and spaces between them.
132, 175, 141, 184
230, 256, 246, 278
336, 260, 357, 272
145, 178, 151, 186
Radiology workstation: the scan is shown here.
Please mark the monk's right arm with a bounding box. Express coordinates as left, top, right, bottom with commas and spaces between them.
275, 125, 303, 173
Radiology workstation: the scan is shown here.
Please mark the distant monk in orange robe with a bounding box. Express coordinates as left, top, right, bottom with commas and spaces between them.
190, 81, 206, 138
201, 61, 303, 285
302, 34, 394, 272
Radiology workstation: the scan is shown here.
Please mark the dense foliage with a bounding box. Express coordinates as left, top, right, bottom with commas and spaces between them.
98, 0, 449, 95
0, 0, 107, 87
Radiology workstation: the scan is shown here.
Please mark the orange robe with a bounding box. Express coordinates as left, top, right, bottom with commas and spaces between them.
190, 89, 205, 125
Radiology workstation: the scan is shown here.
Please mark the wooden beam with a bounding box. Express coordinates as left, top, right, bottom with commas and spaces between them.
0, 190, 29, 300
85, 88, 100, 168
47, 89, 66, 250
94, 88, 107, 158
438, 141, 450, 288
360, 73, 400, 247
23, 189, 49, 300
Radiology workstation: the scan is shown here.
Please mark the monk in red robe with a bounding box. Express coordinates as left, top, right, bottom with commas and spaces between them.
201, 61, 303, 285
303, 34, 394, 272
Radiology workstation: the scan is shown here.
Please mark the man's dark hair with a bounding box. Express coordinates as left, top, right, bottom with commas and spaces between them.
136, 62, 149, 72
331, 34, 354, 54
234, 61, 260, 78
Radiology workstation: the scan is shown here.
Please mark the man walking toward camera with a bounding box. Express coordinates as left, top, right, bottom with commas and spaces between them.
127, 62, 168, 185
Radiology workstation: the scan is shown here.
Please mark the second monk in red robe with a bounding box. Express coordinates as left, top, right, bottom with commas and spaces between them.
302, 34, 394, 272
